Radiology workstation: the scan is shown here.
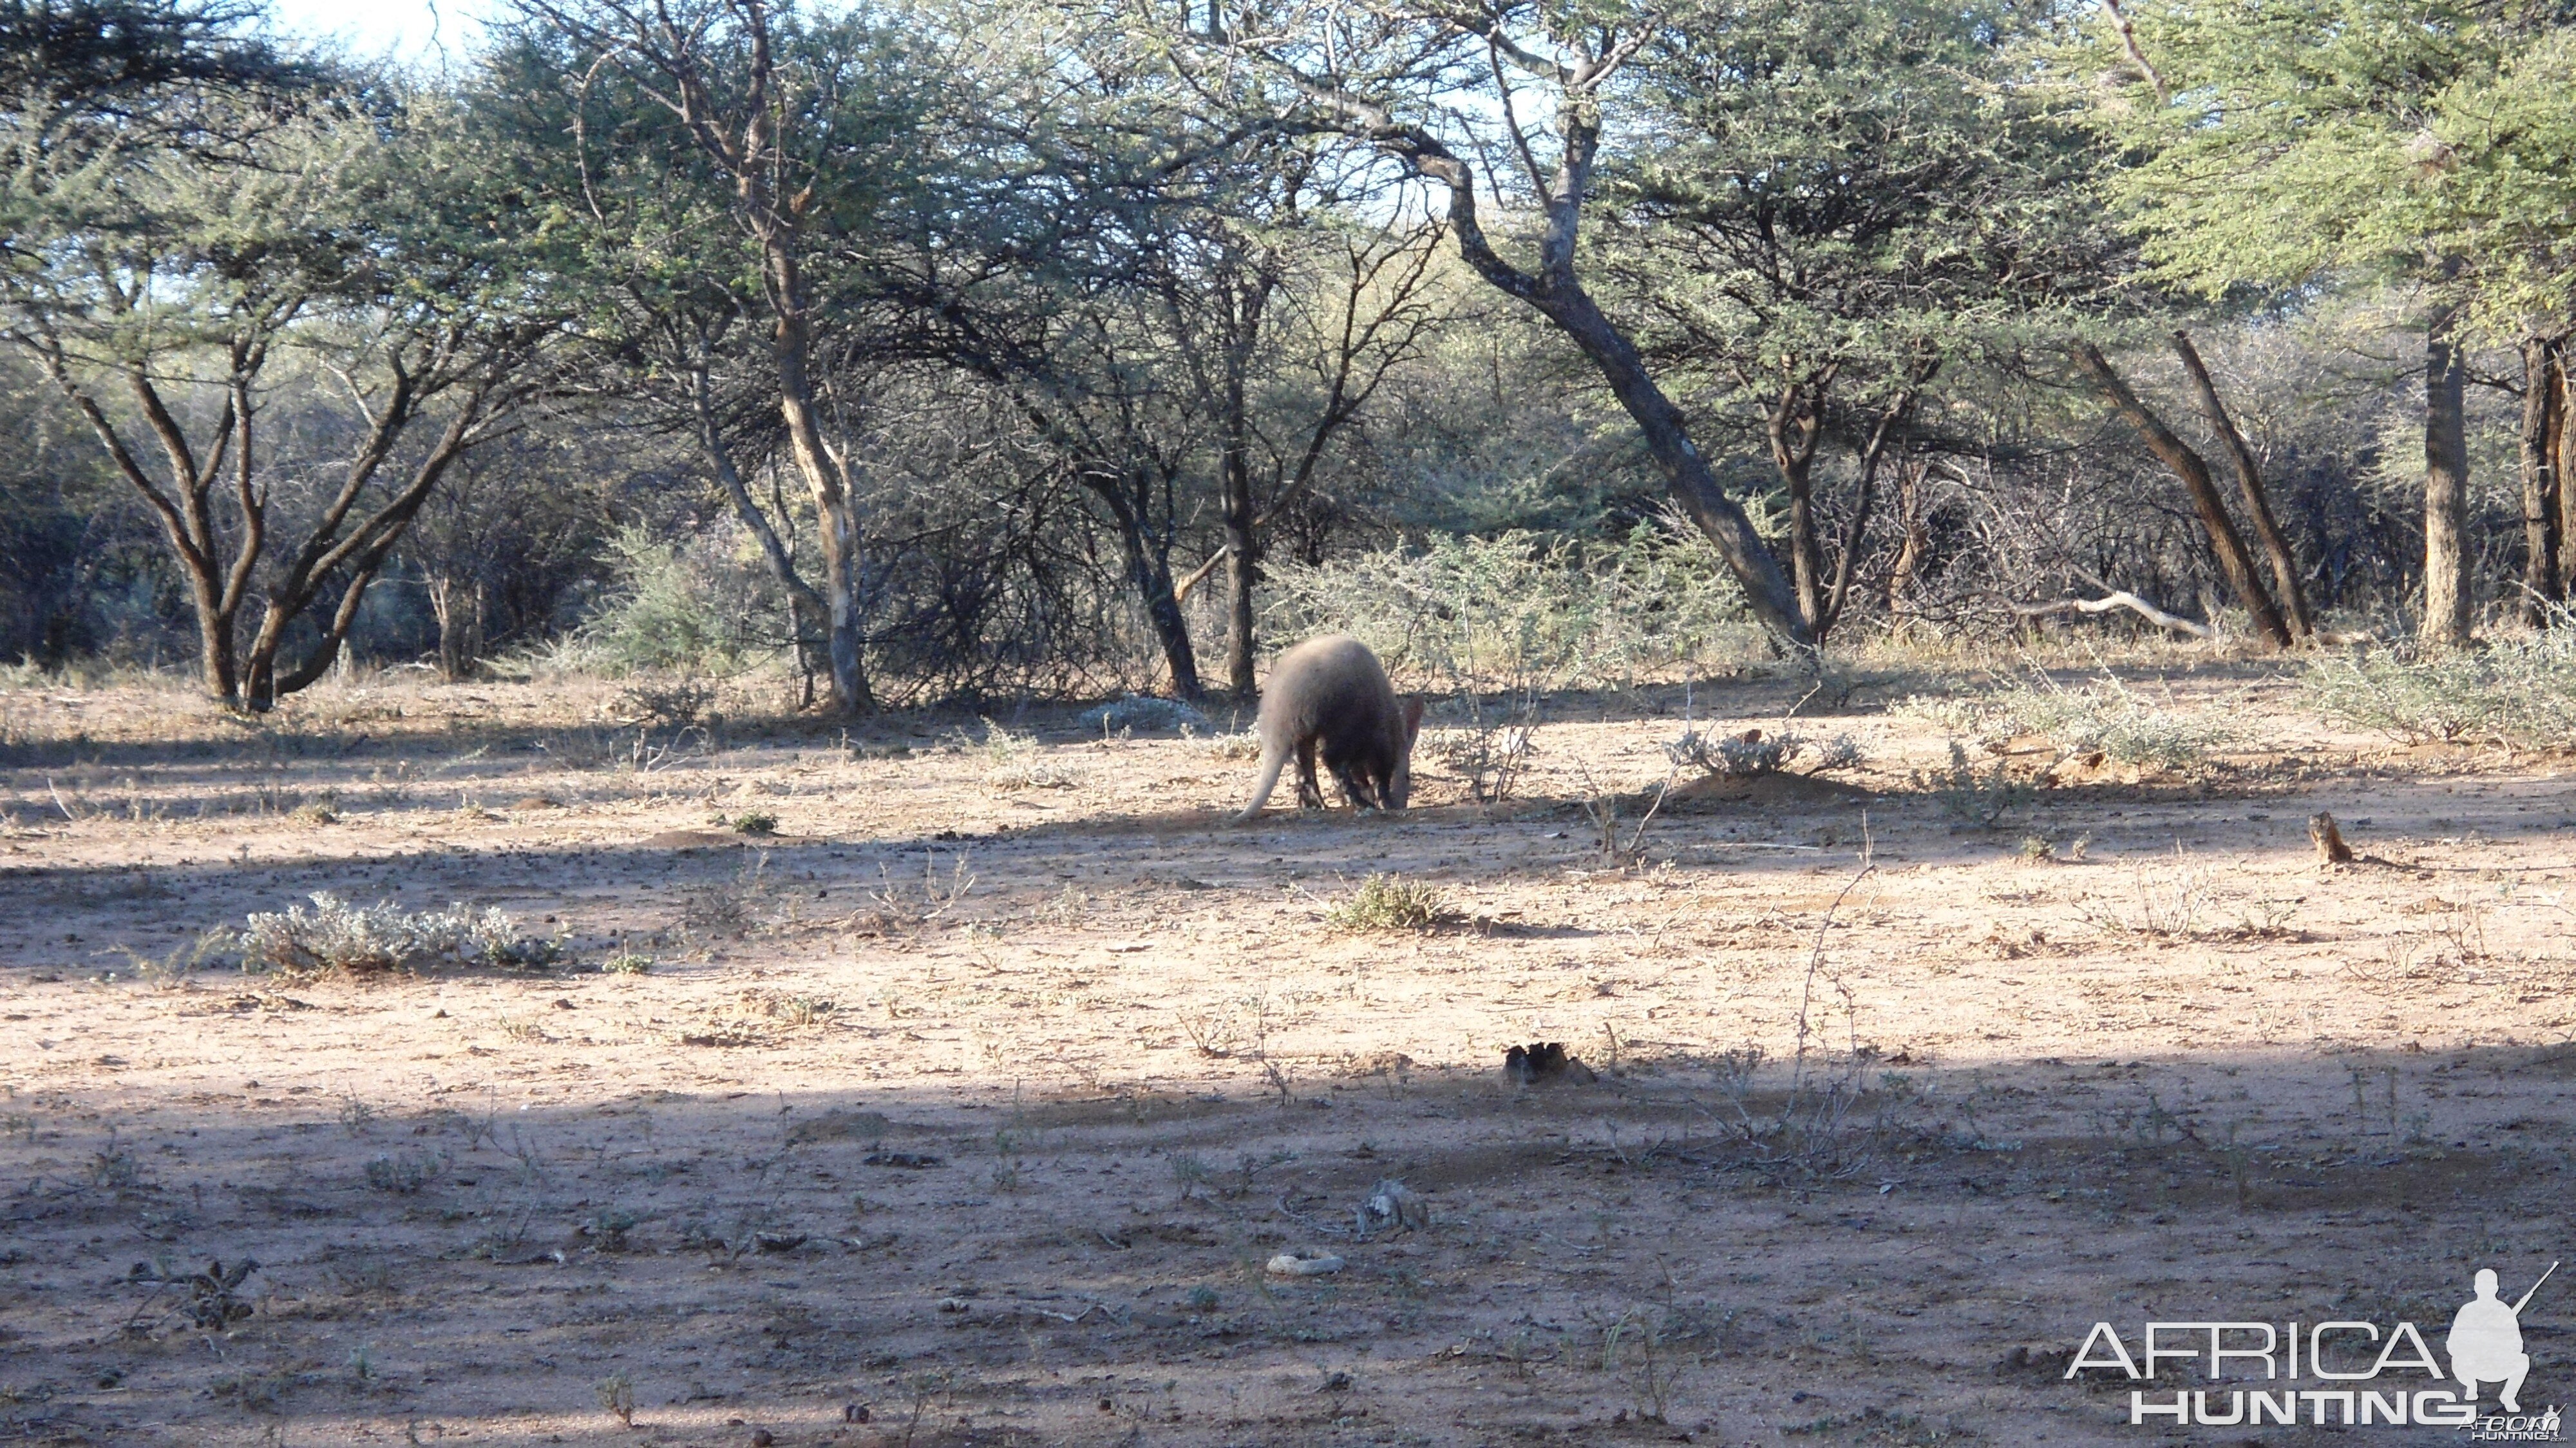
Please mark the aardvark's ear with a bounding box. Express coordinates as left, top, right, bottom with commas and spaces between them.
1403, 697, 1423, 741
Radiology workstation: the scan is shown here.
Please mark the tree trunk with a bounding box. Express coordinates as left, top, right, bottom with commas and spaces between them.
2423, 313, 2474, 647
1223, 454, 1258, 698
1886, 458, 1929, 627
692, 362, 831, 687
2519, 334, 2562, 625
239, 391, 478, 710
2557, 353, 2576, 606
185, 558, 241, 703
1818, 388, 1913, 642
2075, 342, 2293, 649
2171, 331, 2311, 639
32, 344, 250, 703
718, 6, 873, 717
769, 278, 874, 715
1530, 285, 1812, 653
1336, 77, 1811, 654
1090, 472, 1202, 699
429, 574, 484, 681
1766, 381, 1828, 634
1220, 326, 1261, 697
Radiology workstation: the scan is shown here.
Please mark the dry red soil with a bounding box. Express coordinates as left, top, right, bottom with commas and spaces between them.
1, 662, 2570, 1447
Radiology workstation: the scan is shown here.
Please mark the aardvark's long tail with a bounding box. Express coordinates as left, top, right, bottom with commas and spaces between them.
1231, 747, 1288, 825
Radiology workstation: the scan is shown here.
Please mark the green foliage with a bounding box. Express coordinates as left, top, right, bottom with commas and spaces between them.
1665, 727, 1864, 779
2082, 0, 2576, 332
363, 1149, 445, 1195
1618, 0, 2117, 378
556, 524, 790, 676
1265, 526, 1753, 694
2302, 634, 2576, 747
1326, 874, 1454, 932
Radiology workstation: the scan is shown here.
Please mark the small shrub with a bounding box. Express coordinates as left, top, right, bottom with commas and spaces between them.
290, 800, 339, 826
90, 1130, 141, 1189
1438, 693, 1539, 802
866, 852, 976, 931
586, 1207, 639, 1250
1913, 741, 2027, 828
1198, 729, 1264, 761
1897, 672, 2231, 768
681, 855, 776, 936
2302, 633, 2576, 747
117, 929, 232, 991
363, 1149, 444, 1195
1665, 727, 1864, 779
596, 1372, 636, 1427
616, 676, 715, 729
958, 719, 1078, 790
601, 951, 654, 975
770, 993, 837, 1026
2076, 848, 2216, 939
1327, 873, 1453, 931
729, 809, 779, 836
240, 893, 564, 978
1265, 523, 1760, 695
562, 521, 788, 676
988, 758, 1079, 790
128, 1257, 258, 1331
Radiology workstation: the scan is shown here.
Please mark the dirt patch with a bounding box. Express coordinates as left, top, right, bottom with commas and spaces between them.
1, 666, 2571, 1445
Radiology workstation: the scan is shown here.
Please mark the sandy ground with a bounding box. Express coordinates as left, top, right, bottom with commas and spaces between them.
1, 658, 2571, 1447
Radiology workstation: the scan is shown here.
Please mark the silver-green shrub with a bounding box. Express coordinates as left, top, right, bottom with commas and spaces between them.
2302, 632, 2576, 747
241, 893, 562, 976
1262, 524, 1753, 694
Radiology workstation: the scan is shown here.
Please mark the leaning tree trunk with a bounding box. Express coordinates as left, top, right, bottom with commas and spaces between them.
1081, 466, 1204, 700
1345, 81, 1812, 654
692, 363, 832, 691
2423, 314, 2474, 647
1531, 285, 1813, 653
2171, 331, 2312, 640
2075, 343, 2293, 649
2521, 334, 2564, 624
770, 289, 875, 716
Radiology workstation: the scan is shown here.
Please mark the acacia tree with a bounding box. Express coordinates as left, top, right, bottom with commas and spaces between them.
480, 23, 833, 691
1152, 160, 1446, 696
1600, 0, 2121, 644
1193, 0, 1816, 654
2085, 0, 2548, 644
1, 59, 557, 708
513, 0, 936, 713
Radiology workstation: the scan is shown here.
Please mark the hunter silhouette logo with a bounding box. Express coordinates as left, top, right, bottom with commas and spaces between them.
2065, 1260, 2560, 1433
2453, 1264, 2552, 1413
